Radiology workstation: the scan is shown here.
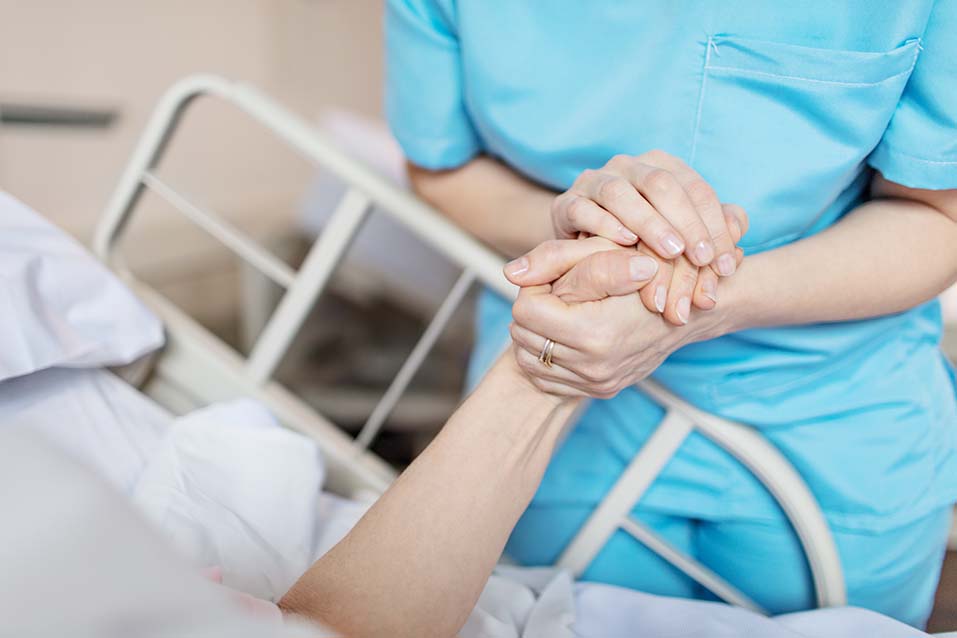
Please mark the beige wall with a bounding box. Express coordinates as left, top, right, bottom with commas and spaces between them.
0, 1, 384, 325
0, 0, 384, 244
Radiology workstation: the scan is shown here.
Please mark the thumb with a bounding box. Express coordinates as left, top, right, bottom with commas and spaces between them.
504, 236, 623, 286
551, 249, 658, 303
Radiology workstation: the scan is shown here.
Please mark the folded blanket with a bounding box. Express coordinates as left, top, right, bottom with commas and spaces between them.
132, 399, 348, 601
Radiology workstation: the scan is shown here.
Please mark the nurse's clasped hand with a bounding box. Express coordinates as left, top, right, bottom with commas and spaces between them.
503, 207, 746, 398
550, 150, 742, 273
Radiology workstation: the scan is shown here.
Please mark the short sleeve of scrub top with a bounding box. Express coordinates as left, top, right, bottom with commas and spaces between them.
868, 0, 957, 189
385, 0, 480, 170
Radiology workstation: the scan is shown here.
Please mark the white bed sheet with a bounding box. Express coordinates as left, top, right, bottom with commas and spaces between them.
0, 367, 170, 494
0, 366, 370, 599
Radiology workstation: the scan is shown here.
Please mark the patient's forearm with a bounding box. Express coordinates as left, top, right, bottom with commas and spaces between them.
279, 353, 578, 638
709, 179, 957, 337
409, 156, 556, 258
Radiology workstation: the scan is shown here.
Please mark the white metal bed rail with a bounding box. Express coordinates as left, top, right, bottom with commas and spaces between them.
94, 74, 846, 611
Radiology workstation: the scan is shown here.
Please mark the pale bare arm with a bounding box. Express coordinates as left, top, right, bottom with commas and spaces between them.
278, 353, 579, 638
408, 156, 556, 258
710, 175, 957, 337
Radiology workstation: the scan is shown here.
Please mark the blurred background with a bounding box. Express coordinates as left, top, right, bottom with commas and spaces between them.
1, 0, 955, 629
0, 0, 473, 463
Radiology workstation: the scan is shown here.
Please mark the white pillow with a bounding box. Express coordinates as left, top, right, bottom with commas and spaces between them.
0, 191, 163, 382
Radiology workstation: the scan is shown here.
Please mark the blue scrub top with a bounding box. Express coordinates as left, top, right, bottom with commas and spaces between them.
385, 0, 957, 532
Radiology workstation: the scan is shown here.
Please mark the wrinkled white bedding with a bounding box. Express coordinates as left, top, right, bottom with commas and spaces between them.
0, 367, 169, 493
1, 366, 929, 637
0, 191, 163, 382
132, 399, 370, 601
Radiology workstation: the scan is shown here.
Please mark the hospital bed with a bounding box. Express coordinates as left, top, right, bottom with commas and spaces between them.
92, 74, 851, 616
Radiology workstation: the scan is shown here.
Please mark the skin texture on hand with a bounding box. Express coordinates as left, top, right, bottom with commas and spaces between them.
508, 280, 727, 398
507, 203, 747, 326
551, 150, 740, 272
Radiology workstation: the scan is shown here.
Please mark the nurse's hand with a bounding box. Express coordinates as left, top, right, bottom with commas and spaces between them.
551, 150, 746, 274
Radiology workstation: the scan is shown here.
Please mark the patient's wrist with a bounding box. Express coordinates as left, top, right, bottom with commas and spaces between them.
493, 351, 567, 408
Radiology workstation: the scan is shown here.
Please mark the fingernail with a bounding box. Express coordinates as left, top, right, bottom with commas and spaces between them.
618, 225, 638, 243
662, 233, 684, 257
654, 285, 667, 313
702, 279, 718, 303
629, 256, 658, 281
693, 240, 714, 265
716, 253, 736, 276
676, 297, 691, 324
505, 257, 529, 278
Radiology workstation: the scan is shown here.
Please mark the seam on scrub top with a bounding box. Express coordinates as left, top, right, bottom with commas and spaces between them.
878, 144, 957, 165
704, 59, 917, 88
689, 36, 715, 165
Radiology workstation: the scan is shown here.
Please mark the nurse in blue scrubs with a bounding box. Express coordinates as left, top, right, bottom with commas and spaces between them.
385, 0, 957, 627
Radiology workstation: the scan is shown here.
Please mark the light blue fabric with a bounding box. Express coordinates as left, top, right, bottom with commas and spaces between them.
511, 503, 951, 628
386, 0, 957, 612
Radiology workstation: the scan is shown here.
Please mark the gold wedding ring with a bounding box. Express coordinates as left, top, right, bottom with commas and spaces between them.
538, 338, 556, 368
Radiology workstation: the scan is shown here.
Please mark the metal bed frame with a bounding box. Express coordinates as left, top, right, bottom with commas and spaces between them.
94, 74, 846, 614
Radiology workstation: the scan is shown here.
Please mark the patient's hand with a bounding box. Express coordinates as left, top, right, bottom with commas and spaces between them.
506, 249, 740, 398
506, 203, 746, 323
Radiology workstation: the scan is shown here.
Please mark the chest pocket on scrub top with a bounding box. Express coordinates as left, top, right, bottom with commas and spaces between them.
690, 36, 920, 251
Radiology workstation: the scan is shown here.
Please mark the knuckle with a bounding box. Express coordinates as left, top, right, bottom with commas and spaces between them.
598, 177, 632, 204
581, 333, 603, 355
566, 196, 589, 225
538, 239, 563, 263
606, 154, 631, 170
724, 203, 746, 219
578, 363, 602, 383
582, 361, 611, 383
594, 379, 621, 398
600, 379, 620, 395
678, 268, 699, 289
551, 193, 571, 215
596, 361, 617, 381
684, 178, 717, 207
587, 328, 615, 355
590, 248, 613, 269
641, 148, 668, 164
597, 272, 618, 295
725, 204, 749, 235
588, 256, 615, 287
578, 168, 599, 185
551, 276, 570, 297
642, 168, 676, 194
